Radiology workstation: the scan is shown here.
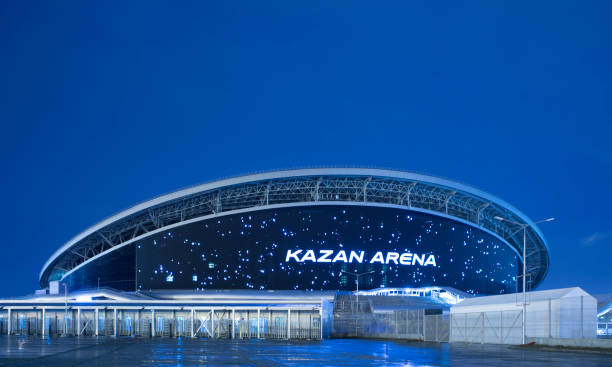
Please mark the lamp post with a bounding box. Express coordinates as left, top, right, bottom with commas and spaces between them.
341, 270, 374, 312
495, 215, 554, 344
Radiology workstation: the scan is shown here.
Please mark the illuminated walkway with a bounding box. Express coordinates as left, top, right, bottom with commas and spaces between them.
0, 336, 611, 366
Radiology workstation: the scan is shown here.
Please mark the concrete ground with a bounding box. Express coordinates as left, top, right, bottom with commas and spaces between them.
0, 336, 611, 366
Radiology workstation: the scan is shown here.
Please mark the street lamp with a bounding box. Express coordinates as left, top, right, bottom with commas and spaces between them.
341, 270, 374, 312
495, 215, 554, 344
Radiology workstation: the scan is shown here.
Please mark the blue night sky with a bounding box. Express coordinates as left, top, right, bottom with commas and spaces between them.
0, 2, 610, 297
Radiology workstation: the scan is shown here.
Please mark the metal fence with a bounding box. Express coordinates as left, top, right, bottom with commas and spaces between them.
0, 308, 321, 340
372, 310, 424, 338
450, 310, 522, 344
331, 295, 450, 342
332, 309, 450, 342
450, 295, 599, 344
424, 314, 450, 342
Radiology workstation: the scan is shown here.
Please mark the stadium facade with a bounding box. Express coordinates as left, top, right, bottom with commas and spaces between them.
40, 168, 549, 296
0, 168, 552, 339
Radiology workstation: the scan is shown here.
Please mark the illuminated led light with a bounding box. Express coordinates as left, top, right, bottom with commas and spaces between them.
105, 206, 519, 295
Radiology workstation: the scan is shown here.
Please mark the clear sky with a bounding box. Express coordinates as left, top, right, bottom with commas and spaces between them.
1, 1, 610, 297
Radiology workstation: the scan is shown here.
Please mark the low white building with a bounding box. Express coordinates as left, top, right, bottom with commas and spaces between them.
450, 287, 597, 344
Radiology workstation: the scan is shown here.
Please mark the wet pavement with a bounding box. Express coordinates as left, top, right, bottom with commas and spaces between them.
0, 336, 610, 366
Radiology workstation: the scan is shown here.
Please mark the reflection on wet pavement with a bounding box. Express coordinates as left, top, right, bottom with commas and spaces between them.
0, 336, 610, 366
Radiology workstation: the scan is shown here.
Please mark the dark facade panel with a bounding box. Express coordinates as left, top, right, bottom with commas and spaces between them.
64, 205, 519, 295
65, 244, 135, 292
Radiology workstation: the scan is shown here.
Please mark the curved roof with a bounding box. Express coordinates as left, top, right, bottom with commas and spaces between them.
40, 168, 550, 289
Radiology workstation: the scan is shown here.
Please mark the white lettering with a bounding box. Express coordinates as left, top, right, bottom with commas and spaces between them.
332, 250, 348, 262
285, 249, 303, 262
370, 251, 385, 264
424, 254, 436, 266
318, 250, 333, 262
385, 252, 399, 264
349, 251, 365, 263
302, 250, 316, 262
285, 249, 437, 266
399, 253, 412, 265
412, 254, 425, 266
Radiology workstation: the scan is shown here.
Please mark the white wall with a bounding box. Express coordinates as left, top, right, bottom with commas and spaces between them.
559, 295, 597, 338
450, 288, 598, 344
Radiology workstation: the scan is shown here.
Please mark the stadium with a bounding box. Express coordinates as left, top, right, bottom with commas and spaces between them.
41, 168, 549, 295
0, 168, 552, 339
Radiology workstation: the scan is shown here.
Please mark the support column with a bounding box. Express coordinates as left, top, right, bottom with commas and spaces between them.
548, 298, 552, 338
319, 306, 323, 340
231, 309, 235, 339
581, 296, 584, 338
464, 311, 467, 342
172, 309, 176, 338
423, 310, 426, 341
14, 310, 18, 335
481, 312, 484, 344
113, 308, 117, 337
257, 309, 260, 339
287, 309, 291, 339
417, 309, 421, 339
449, 312, 453, 343
394, 310, 397, 337
95, 309, 99, 336
210, 309, 214, 338
151, 309, 155, 337
41, 308, 46, 337
7, 308, 11, 335
77, 308, 81, 336
136, 309, 140, 337
191, 309, 195, 338
436, 313, 439, 342
500, 311, 503, 343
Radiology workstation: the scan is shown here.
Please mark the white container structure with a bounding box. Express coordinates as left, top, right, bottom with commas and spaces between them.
450, 287, 597, 344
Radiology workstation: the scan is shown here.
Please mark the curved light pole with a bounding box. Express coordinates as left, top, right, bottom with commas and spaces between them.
495, 216, 554, 344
